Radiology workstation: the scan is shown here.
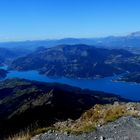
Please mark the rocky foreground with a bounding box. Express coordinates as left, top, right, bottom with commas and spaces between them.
31, 103, 140, 140
32, 116, 140, 140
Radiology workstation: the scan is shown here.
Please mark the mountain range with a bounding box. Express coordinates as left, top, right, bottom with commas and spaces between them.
1, 32, 140, 50
10, 44, 140, 79
1, 32, 140, 139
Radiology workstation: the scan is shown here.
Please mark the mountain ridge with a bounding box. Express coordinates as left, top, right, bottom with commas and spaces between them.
1, 31, 140, 49
10, 44, 140, 79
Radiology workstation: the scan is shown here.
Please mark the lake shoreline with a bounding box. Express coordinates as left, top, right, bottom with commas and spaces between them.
1, 66, 140, 101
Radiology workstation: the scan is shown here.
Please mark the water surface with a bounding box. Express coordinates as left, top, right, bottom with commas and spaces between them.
1, 66, 140, 101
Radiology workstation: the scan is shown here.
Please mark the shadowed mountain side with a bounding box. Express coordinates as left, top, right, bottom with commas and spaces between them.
0, 78, 129, 138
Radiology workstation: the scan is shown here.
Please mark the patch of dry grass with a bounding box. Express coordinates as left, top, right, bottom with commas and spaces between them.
6, 130, 30, 140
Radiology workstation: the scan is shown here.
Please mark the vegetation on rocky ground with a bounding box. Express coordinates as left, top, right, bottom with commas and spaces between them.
7, 102, 140, 140
52, 102, 140, 134
6, 129, 30, 140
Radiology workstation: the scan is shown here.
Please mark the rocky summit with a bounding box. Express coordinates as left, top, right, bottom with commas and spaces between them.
32, 116, 140, 140
31, 102, 140, 140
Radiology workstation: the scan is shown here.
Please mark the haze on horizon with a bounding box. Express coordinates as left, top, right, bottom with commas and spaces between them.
0, 0, 140, 41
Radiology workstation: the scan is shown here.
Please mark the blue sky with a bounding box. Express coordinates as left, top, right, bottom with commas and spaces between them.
0, 0, 140, 41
